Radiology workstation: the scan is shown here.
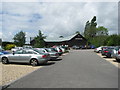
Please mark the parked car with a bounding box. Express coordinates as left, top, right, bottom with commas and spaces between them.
23, 45, 32, 49
0, 52, 3, 55
0, 48, 10, 55
114, 50, 120, 62
72, 45, 80, 49
94, 46, 102, 53
59, 47, 66, 52
11, 47, 23, 52
34, 48, 59, 60
111, 47, 120, 62
90, 45, 96, 49
53, 47, 63, 55
101, 46, 111, 55
1, 49, 50, 66
111, 46, 120, 58
104, 47, 115, 58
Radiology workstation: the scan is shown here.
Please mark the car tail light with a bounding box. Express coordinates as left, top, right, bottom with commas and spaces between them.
42, 55, 47, 58
104, 51, 108, 53
55, 53, 58, 56
118, 51, 120, 54
59, 50, 62, 52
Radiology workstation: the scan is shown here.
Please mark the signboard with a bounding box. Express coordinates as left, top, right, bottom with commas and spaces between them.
75, 38, 83, 40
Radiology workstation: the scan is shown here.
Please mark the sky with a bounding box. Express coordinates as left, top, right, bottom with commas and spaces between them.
0, 1, 119, 43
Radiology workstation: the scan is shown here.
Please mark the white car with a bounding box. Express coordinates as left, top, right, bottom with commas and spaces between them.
94, 46, 102, 53
112, 47, 120, 62
11, 47, 23, 52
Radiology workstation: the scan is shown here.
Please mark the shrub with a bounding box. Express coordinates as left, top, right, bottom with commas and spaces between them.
5, 44, 16, 50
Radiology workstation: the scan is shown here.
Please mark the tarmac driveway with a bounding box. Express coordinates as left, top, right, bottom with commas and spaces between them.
5, 50, 118, 88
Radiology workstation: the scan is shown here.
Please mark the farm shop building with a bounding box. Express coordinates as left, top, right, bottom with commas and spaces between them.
30, 33, 87, 47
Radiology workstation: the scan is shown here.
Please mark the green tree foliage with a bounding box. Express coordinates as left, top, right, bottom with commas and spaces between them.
84, 16, 97, 39
59, 36, 64, 38
90, 16, 97, 37
83, 16, 111, 47
90, 35, 108, 47
104, 34, 120, 46
34, 30, 46, 48
84, 21, 90, 38
13, 31, 26, 47
75, 31, 80, 34
96, 26, 108, 36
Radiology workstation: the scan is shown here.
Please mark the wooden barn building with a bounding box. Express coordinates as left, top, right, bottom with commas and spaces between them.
30, 33, 88, 47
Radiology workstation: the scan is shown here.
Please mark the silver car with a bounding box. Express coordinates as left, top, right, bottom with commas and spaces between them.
111, 46, 120, 62
1, 49, 50, 66
114, 50, 120, 62
34, 48, 59, 60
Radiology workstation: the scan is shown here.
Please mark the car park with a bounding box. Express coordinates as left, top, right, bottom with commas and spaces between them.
94, 46, 120, 63
1, 49, 50, 66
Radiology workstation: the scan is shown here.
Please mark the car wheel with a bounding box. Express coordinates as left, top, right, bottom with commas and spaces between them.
2, 57, 9, 64
30, 59, 38, 66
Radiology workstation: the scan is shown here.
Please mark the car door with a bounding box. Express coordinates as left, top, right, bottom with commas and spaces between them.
8, 50, 23, 62
17, 50, 32, 63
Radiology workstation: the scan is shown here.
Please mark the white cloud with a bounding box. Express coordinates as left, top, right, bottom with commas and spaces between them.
1, 2, 118, 42
1, 0, 119, 2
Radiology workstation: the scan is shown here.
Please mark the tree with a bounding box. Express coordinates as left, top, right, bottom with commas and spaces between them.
90, 16, 97, 37
96, 26, 108, 36
59, 36, 64, 38
84, 21, 90, 38
13, 31, 26, 47
104, 34, 120, 46
34, 30, 46, 48
83, 16, 110, 47
75, 31, 80, 34
84, 16, 97, 39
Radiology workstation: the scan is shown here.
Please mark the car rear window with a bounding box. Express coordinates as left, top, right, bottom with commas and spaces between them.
33, 49, 45, 54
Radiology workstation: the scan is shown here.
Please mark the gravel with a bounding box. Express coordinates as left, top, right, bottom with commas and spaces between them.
0, 62, 42, 86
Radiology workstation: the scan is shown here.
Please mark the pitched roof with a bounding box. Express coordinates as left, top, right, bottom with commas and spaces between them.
30, 33, 84, 42
44, 33, 79, 42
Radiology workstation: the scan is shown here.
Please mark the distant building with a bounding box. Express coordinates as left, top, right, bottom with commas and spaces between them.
30, 33, 88, 47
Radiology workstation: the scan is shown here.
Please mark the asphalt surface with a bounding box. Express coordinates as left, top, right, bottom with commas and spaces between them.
4, 50, 118, 88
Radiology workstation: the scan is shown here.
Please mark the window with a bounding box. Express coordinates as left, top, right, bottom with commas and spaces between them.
15, 50, 23, 54
25, 51, 36, 54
